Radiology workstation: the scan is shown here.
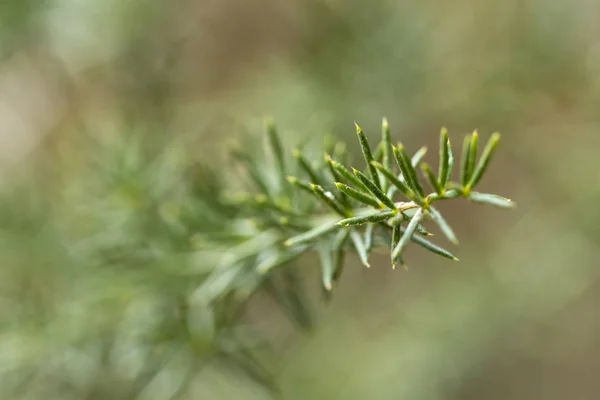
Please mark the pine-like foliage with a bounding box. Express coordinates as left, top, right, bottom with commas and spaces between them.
0, 118, 513, 398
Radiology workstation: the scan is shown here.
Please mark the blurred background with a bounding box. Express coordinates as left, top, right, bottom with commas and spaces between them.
1, 0, 600, 399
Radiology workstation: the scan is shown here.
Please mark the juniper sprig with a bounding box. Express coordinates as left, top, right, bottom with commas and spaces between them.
0, 116, 514, 397
218, 117, 514, 298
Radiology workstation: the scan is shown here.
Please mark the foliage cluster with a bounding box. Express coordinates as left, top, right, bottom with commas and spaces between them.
0, 119, 512, 398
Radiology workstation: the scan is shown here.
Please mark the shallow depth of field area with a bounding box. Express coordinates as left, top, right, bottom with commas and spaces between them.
1, 1, 600, 399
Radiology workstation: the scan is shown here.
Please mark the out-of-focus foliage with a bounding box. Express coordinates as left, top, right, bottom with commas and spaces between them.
1, 0, 600, 399
0, 130, 275, 399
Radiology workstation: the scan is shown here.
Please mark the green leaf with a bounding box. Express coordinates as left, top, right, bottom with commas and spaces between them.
373, 142, 386, 192
194, 264, 245, 303
390, 224, 400, 247
468, 131, 479, 184
326, 155, 371, 193
445, 138, 455, 189
371, 161, 418, 202
393, 144, 425, 199
468, 192, 515, 209
222, 229, 281, 267
416, 223, 434, 237
337, 210, 397, 226
428, 207, 458, 244
382, 118, 393, 171
293, 148, 322, 185
287, 176, 315, 195
468, 132, 501, 189
460, 134, 472, 187
350, 228, 370, 267
421, 162, 442, 195
438, 127, 450, 189
391, 208, 424, 262
284, 220, 338, 247
352, 168, 397, 210
232, 148, 270, 194
441, 188, 460, 199
318, 241, 335, 291
411, 146, 428, 167
256, 245, 308, 274
251, 194, 303, 218
390, 225, 406, 269
381, 117, 393, 191
355, 122, 381, 189
335, 182, 381, 208
277, 215, 313, 231
385, 146, 427, 199
332, 229, 349, 283
311, 184, 349, 217
265, 117, 285, 176
318, 229, 349, 292
324, 154, 350, 206
373, 142, 384, 162
325, 153, 343, 182
402, 226, 459, 260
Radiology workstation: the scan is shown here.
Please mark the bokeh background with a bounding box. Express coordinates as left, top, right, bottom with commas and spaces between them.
1, 0, 600, 399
